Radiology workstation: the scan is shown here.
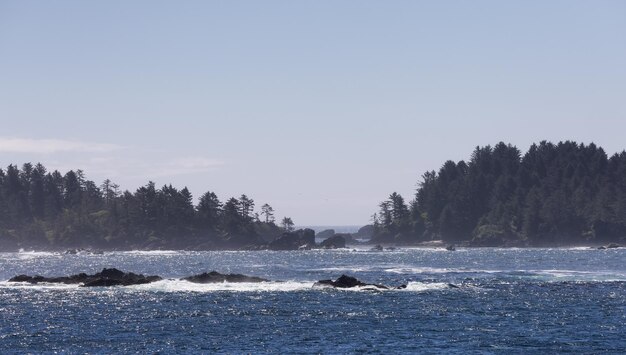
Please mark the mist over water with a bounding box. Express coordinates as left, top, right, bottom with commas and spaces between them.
1, 248, 625, 353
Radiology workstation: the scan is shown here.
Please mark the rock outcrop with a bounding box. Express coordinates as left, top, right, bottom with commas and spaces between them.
268, 229, 315, 250
355, 225, 375, 239
316, 229, 335, 240
314, 274, 406, 290
9, 268, 162, 287
319, 234, 346, 249
182, 271, 269, 283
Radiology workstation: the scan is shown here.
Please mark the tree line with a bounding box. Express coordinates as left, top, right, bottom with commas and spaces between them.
371, 141, 626, 246
0, 163, 294, 250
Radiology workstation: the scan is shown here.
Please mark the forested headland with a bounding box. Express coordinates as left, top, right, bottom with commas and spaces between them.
0, 163, 295, 251
371, 141, 626, 247
2, 140, 625, 251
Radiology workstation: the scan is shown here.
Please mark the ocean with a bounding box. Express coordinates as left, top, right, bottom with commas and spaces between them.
1, 247, 625, 353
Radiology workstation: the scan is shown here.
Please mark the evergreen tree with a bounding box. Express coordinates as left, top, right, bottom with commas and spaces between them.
260, 203, 275, 224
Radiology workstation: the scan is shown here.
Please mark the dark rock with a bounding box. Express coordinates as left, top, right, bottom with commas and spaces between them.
606, 243, 620, 249
319, 234, 346, 249
316, 229, 335, 240
268, 229, 315, 250
182, 271, 269, 283
447, 283, 460, 289
355, 225, 375, 239
8, 275, 33, 282
371, 244, 383, 251
314, 274, 390, 290
445, 244, 456, 251
8, 268, 162, 287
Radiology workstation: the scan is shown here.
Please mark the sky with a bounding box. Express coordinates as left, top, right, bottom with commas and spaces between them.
1, 1, 625, 226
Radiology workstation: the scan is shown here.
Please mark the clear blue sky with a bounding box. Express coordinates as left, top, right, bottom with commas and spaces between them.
1, 1, 625, 225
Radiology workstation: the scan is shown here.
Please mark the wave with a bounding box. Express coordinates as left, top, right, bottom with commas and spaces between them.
308, 266, 375, 273
385, 266, 626, 281
385, 267, 496, 274
404, 281, 456, 292
0, 281, 77, 290
528, 269, 626, 281
118, 250, 186, 256
0, 279, 459, 293
129, 279, 315, 292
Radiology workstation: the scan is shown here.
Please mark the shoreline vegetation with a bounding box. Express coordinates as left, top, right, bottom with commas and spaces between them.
1, 140, 625, 251
370, 141, 626, 248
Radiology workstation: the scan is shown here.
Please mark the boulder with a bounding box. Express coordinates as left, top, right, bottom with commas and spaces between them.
598, 243, 621, 250
371, 244, 383, 251
268, 229, 315, 250
316, 229, 335, 240
314, 274, 406, 290
355, 225, 375, 239
182, 271, 269, 283
8, 268, 162, 287
319, 234, 346, 249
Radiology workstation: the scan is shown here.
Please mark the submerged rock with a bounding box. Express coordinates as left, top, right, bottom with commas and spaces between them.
8, 268, 162, 287
182, 271, 269, 283
314, 274, 406, 290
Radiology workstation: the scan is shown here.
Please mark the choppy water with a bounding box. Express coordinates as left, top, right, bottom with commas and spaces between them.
1, 247, 625, 353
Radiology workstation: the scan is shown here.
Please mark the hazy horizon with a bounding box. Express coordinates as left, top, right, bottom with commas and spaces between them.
2, 1, 625, 225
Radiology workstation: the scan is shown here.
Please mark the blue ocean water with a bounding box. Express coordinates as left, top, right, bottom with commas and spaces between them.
1, 247, 625, 353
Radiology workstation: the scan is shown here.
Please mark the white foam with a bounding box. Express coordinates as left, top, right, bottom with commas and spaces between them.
118, 250, 183, 256
17, 250, 57, 256
528, 269, 626, 281
0, 281, 78, 290
127, 279, 315, 292
385, 266, 498, 274
7, 251, 60, 260
404, 281, 455, 292
309, 266, 374, 273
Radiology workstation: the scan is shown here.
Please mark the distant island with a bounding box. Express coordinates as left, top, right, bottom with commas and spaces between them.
0, 140, 624, 251
370, 141, 626, 247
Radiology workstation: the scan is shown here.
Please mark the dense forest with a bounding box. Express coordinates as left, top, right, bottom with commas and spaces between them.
3, 141, 625, 250
0, 163, 295, 251
371, 141, 626, 246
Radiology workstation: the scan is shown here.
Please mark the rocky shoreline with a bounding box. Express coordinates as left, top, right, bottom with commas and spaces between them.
7, 269, 458, 290
3, 226, 623, 254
